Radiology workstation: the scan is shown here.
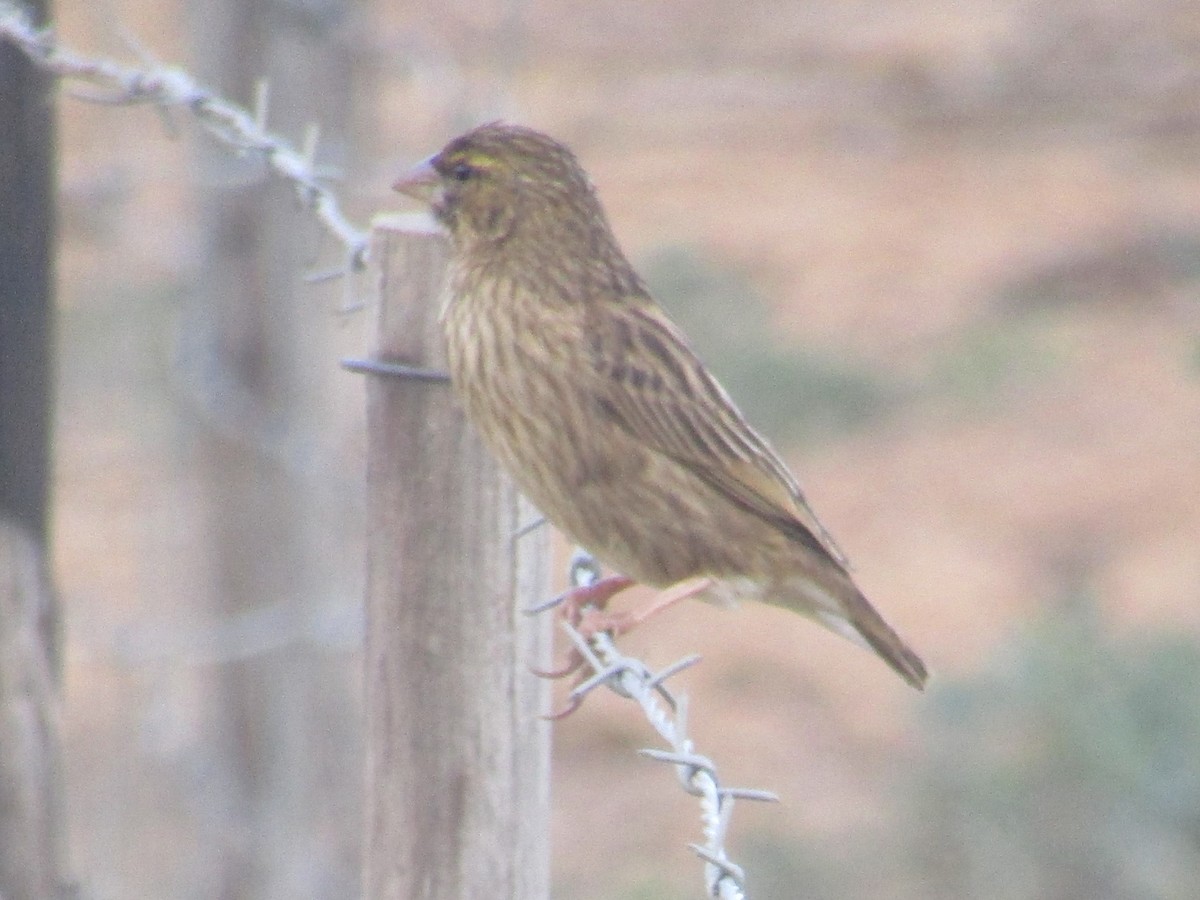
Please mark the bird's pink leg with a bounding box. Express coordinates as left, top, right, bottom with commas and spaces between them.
576, 575, 715, 638
538, 575, 716, 719
561, 574, 637, 625
534, 575, 714, 681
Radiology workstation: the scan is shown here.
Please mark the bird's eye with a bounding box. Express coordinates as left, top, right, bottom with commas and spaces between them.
450, 162, 474, 182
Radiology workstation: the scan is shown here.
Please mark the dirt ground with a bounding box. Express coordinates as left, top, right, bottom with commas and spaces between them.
49, 1, 1200, 898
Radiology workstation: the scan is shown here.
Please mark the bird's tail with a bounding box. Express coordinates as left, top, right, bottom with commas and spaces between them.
782, 574, 929, 690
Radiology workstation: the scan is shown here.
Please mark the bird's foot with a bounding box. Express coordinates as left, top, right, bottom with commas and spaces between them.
619, 575, 715, 630
562, 574, 638, 628
533, 575, 715, 719
529, 574, 636, 681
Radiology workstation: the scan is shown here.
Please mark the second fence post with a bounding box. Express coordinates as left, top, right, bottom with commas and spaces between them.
362, 216, 553, 900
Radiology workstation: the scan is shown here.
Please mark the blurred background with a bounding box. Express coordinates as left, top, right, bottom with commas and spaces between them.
44, 0, 1200, 897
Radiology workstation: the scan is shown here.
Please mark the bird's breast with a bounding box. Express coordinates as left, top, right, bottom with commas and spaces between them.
438, 271, 781, 587
441, 273, 602, 486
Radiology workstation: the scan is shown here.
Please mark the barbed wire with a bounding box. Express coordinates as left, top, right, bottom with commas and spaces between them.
0, 0, 370, 308
1, 4, 780, 891
558, 549, 778, 899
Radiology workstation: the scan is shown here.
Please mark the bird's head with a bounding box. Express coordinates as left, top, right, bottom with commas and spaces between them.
393, 122, 605, 253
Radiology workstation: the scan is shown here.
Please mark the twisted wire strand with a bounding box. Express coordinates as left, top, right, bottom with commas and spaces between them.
0, 1, 369, 303
562, 549, 778, 899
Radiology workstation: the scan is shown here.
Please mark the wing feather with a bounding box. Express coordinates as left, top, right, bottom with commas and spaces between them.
587, 299, 851, 569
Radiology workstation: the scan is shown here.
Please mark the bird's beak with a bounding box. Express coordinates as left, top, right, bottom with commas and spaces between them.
392, 156, 441, 207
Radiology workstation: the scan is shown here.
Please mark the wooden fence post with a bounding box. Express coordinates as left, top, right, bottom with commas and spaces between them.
362, 216, 552, 900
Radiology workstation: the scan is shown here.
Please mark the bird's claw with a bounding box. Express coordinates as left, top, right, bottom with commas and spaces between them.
531, 574, 715, 718
531, 573, 634, 672
540, 694, 584, 721
529, 646, 586, 681
530, 574, 639, 718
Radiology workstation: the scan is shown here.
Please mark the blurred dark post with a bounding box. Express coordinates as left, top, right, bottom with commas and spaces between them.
0, 1, 54, 540
362, 220, 552, 900
184, 1, 361, 895
0, 2, 71, 898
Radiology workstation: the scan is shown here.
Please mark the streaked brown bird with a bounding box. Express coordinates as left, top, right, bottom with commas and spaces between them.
394, 122, 927, 690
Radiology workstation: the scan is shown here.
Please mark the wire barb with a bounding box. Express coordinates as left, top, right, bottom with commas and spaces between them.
514, 515, 547, 539
543, 547, 770, 899
523, 587, 569, 616
339, 357, 452, 383
0, 1, 371, 293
